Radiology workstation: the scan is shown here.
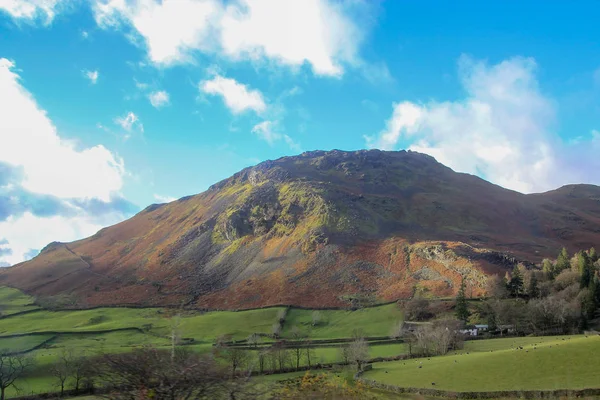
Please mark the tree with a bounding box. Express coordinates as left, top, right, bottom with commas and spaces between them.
272, 323, 282, 338
389, 320, 405, 339
589, 247, 599, 263
0, 353, 33, 400
577, 251, 593, 288
303, 340, 315, 368
528, 272, 540, 299
217, 345, 250, 377
556, 247, 570, 274
508, 265, 524, 298
347, 337, 369, 371
52, 350, 71, 397
486, 274, 509, 299
247, 333, 262, 348
290, 326, 304, 369
455, 278, 470, 323
95, 347, 227, 400
402, 297, 433, 321
311, 311, 322, 327
169, 314, 182, 361
542, 259, 555, 279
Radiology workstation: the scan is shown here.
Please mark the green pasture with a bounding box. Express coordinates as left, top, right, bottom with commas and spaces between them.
0, 287, 39, 316
281, 304, 403, 339
364, 335, 600, 391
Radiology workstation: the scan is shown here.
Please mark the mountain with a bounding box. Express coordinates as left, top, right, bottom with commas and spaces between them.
2, 150, 600, 309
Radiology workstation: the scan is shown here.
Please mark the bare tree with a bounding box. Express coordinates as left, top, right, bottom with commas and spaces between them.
51, 350, 71, 397
169, 314, 182, 361
0, 352, 33, 400
347, 337, 369, 371
411, 319, 463, 356
303, 341, 314, 368
272, 323, 282, 338
95, 346, 226, 400
402, 297, 434, 321
217, 345, 251, 377
389, 320, 405, 339
290, 326, 304, 368
311, 311, 322, 327
247, 333, 262, 348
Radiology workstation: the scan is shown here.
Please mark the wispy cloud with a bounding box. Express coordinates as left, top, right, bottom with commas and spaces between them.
148, 90, 170, 109
200, 74, 266, 114
83, 69, 99, 84
367, 55, 600, 193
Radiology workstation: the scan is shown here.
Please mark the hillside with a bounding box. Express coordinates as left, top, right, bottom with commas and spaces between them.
2, 149, 600, 309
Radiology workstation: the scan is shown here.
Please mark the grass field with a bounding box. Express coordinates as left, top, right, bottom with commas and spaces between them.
3, 286, 600, 398
281, 304, 403, 339
0, 334, 53, 353
0, 287, 40, 316
364, 335, 600, 391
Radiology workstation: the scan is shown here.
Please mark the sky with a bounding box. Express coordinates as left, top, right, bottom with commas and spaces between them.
0, 0, 599, 266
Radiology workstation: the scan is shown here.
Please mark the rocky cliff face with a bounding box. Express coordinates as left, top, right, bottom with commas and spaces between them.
2, 149, 600, 309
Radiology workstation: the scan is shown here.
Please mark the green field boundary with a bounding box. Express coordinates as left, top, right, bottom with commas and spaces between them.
0, 327, 145, 339
1, 335, 58, 356
356, 378, 600, 399
0, 308, 44, 320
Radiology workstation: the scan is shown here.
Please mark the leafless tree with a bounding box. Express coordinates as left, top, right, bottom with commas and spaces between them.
247, 333, 262, 348
51, 350, 71, 397
0, 352, 33, 400
290, 326, 304, 368
272, 323, 282, 338
389, 320, 405, 339
217, 345, 251, 377
402, 297, 434, 321
95, 346, 226, 400
347, 337, 369, 371
411, 319, 463, 356
303, 341, 314, 368
486, 274, 508, 299
311, 310, 321, 326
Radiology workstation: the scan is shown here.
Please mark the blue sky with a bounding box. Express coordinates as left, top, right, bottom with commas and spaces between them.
1, 0, 599, 266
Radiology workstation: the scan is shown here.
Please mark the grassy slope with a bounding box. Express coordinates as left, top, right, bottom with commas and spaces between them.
0, 335, 53, 353
364, 335, 600, 391
0, 287, 40, 316
282, 304, 403, 339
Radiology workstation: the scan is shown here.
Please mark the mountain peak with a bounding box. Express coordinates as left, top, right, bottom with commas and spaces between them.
2, 150, 599, 309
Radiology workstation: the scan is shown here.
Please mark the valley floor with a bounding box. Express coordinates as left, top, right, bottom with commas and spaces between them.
1, 286, 599, 398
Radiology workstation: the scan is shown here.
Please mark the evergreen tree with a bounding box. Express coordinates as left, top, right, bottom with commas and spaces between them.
578, 252, 593, 288
591, 274, 600, 306
555, 247, 570, 274
589, 247, 599, 263
527, 272, 540, 299
455, 278, 470, 323
508, 265, 524, 298
542, 259, 555, 279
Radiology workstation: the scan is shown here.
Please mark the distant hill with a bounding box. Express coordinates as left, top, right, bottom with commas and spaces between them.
2, 149, 600, 309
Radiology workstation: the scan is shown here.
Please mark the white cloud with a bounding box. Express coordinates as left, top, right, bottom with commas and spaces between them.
83, 69, 99, 84
0, 0, 65, 24
252, 120, 300, 150
153, 193, 176, 203
219, 0, 360, 76
94, 0, 221, 66
0, 58, 125, 200
0, 212, 124, 266
81, 30, 89, 39
366, 56, 600, 193
0, 58, 132, 265
93, 0, 364, 76
115, 111, 143, 132
200, 74, 266, 114
148, 90, 170, 108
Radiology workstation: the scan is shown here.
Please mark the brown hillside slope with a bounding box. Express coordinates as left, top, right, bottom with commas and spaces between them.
1, 150, 599, 309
